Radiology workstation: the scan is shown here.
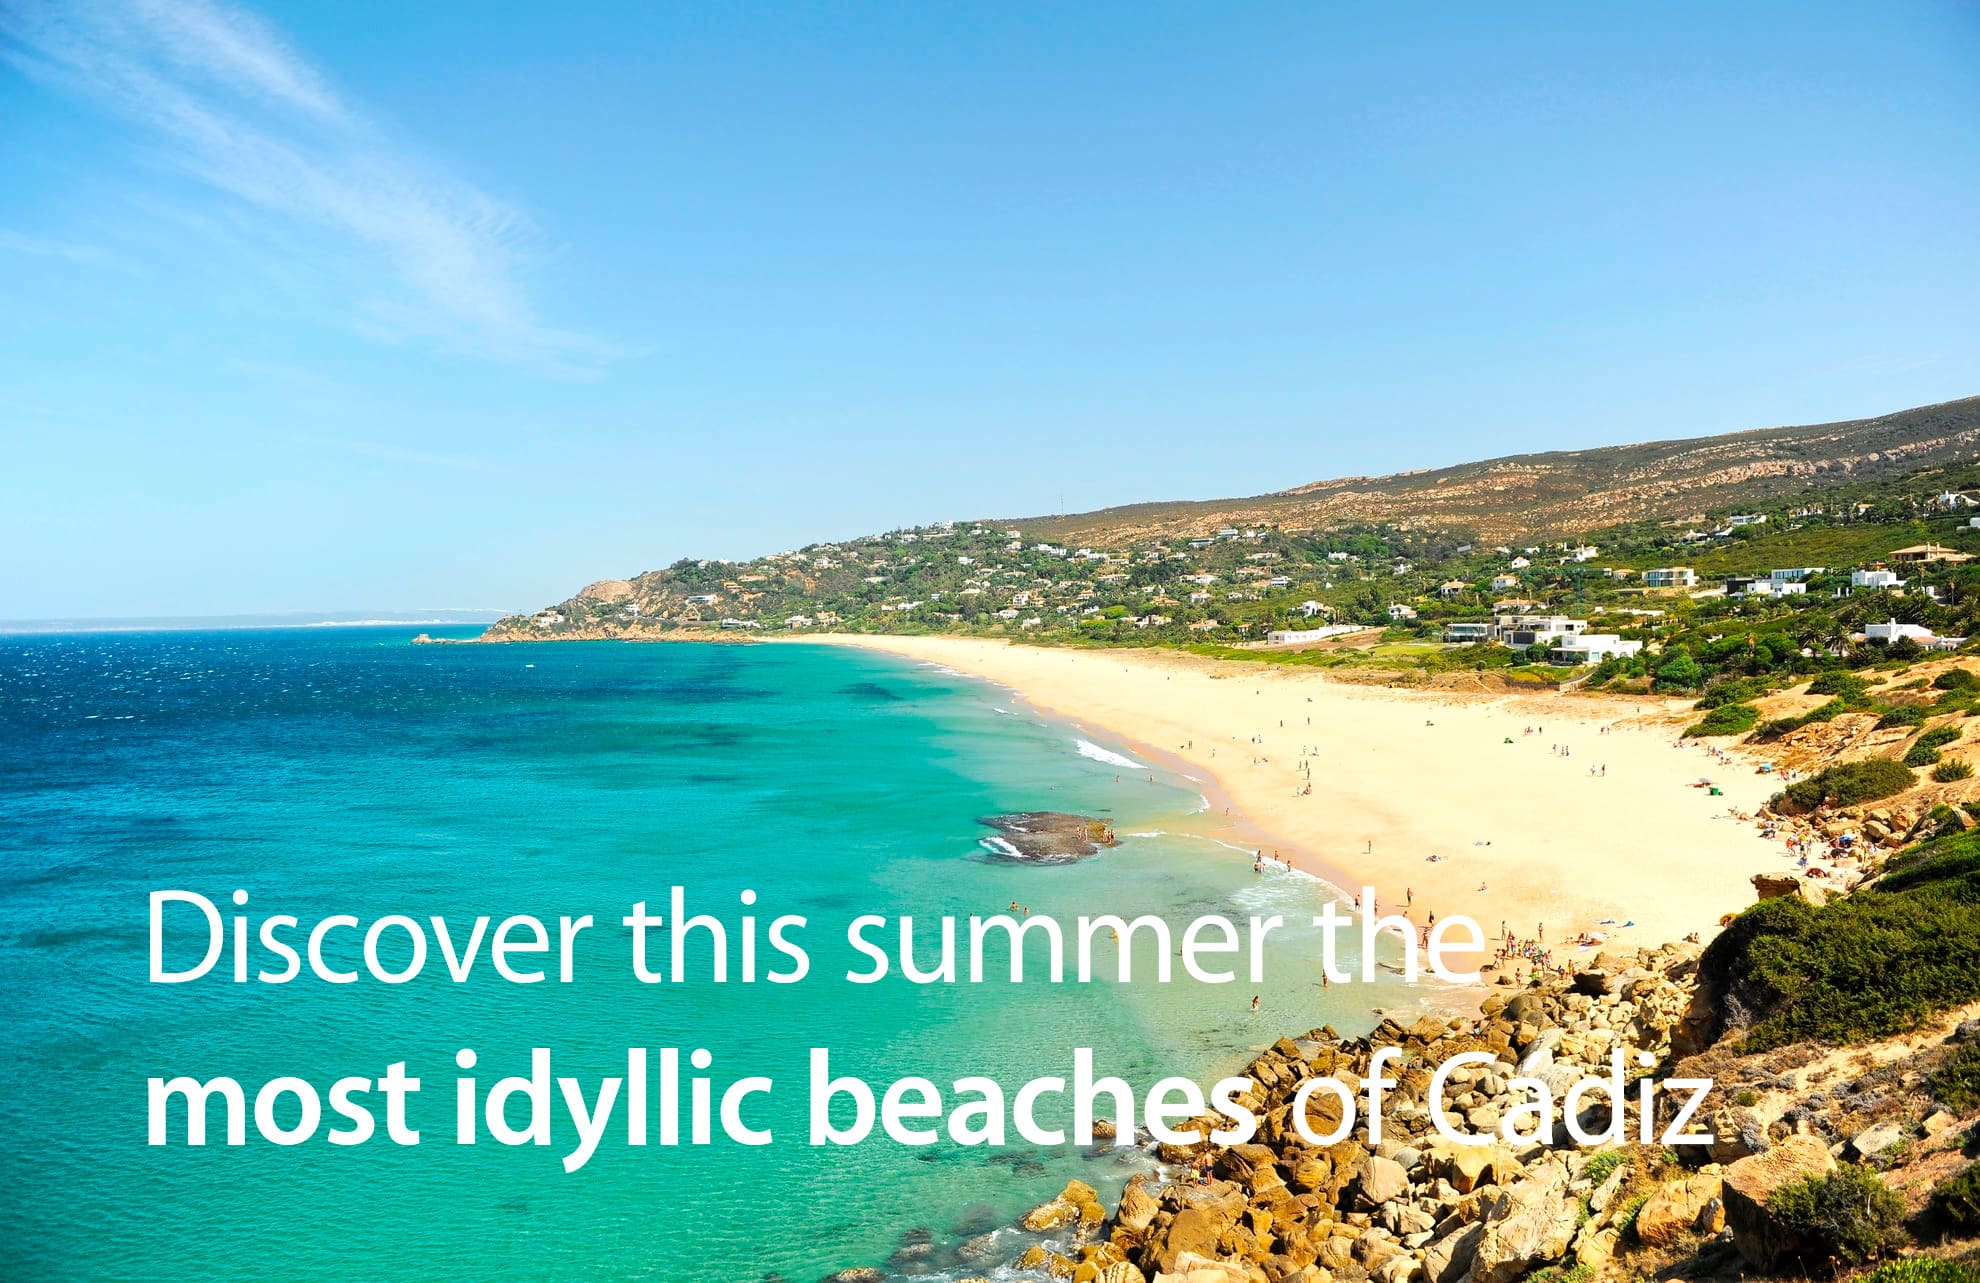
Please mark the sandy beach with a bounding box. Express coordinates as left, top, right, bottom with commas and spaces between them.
805, 635, 1788, 959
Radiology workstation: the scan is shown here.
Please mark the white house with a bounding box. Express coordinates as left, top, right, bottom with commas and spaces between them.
1298, 600, 1328, 618
1642, 567, 1698, 589
1386, 603, 1418, 621
1496, 615, 1589, 646
1851, 569, 1905, 590
1490, 573, 1521, 592
1865, 619, 1932, 643
1550, 634, 1643, 665
1509, 556, 1532, 570
1266, 624, 1359, 644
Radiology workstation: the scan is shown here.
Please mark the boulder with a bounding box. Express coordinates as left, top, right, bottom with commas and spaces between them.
1117, 1182, 1159, 1234
1432, 1143, 1522, 1194
1750, 872, 1806, 902
1850, 1121, 1907, 1160
1095, 1265, 1148, 1283
1632, 1175, 1725, 1247
1354, 1156, 1411, 1208
1722, 1135, 1836, 1268
1156, 1209, 1225, 1275
1421, 1222, 1482, 1283
1464, 1169, 1580, 1283
1151, 1252, 1249, 1283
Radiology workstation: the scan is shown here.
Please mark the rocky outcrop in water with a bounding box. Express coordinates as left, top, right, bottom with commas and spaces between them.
977, 812, 1121, 862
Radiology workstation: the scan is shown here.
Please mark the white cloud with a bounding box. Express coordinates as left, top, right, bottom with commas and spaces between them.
0, 228, 122, 267
1, 0, 613, 374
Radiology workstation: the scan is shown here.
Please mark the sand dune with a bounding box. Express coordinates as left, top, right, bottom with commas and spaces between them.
808, 636, 1786, 957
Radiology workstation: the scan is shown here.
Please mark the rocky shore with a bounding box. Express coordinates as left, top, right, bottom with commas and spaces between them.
977, 812, 1122, 862
817, 922, 1978, 1283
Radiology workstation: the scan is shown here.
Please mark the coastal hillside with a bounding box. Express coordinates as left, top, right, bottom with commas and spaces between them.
482, 395, 1980, 669
1007, 396, 1980, 546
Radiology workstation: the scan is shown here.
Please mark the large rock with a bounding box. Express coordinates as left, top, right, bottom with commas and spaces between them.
1633, 1175, 1725, 1247
1355, 1155, 1411, 1208
1152, 1252, 1249, 1283
1464, 1169, 1580, 1283
1095, 1265, 1148, 1283
1422, 1222, 1482, 1283
1432, 1143, 1522, 1194
1156, 1209, 1225, 1275
1116, 1182, 1159, 1234
1851, 1121, 1907, 1160
1750, 872, 1806, 902
1722, 1135, 1836, 1268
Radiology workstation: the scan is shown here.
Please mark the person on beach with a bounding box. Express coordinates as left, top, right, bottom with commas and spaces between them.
1251, 995, 1261, 1014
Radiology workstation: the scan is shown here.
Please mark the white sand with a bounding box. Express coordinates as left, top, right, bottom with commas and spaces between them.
803, 635, 1787, 955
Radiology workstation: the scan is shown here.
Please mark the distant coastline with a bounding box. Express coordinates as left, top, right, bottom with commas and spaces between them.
3, 612, 507, 637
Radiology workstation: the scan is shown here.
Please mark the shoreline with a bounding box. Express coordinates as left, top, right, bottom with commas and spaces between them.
794, 634, 1786, 960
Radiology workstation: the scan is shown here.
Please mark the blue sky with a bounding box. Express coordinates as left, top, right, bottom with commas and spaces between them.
3, 2, 1977, 618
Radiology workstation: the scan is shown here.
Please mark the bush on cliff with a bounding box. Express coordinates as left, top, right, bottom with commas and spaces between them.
1697, 828, 1980, 1050
1775, 758, 1915, 812
1935, 669, 1980, 692
1685, 703, 1760, 737
1878, 705, 1931, 730
1810, 671, 1873, 701
1931, 1040, 1980, 1114
1933, 758, 1975, 783
1932, 1163, 1980, 1234
1765, 1164, 1905, 1268
1860, 1260, 1980, 1283
1919, 726, 1964, 751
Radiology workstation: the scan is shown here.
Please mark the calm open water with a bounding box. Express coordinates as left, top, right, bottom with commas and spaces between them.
0, 629, 1423, 1281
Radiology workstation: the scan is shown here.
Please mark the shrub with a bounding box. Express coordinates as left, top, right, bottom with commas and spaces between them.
1931, 1041, 1980, 1114
1907, 744, 1945, 767
1685, 703, 1760, 737
1879, 705, 1930, 730
1696, 828, 1980, 1049
1802, 697, 1851, 724
1931, 1162, 1980, 1234
1765, 1165, 1905, 1267
1934, 759, 1975, 783
1698, 677, 1767, 709
1859, 1260, 1980, 1283
1919, 726, 1964, 751
1935, 668, 1980, 691
1655, 649, 1704, 692
1778, 758, 1916, 811
1810, 671, 1872, 701
1582, 1150, 1628, 1186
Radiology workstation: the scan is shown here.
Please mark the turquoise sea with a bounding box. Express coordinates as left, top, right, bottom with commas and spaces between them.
0, 629, 1429, 1281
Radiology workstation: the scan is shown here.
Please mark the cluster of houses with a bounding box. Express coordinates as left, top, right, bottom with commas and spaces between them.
1437, 613, 1642, 665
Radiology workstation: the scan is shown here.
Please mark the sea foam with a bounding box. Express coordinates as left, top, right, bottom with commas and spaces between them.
1074, 738, 1142, 770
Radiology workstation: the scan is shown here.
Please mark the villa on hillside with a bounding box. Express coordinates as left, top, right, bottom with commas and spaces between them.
1850, 568, 1905, 590
1642, 567, 1697, 588
1549, 633, 1642, 665
1888, 543, 1974, 566
1497, 614, 1589, 647
1443, 622, 1494, 643
1386, 603, 1418, 621
1266, 624, 1360, 644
